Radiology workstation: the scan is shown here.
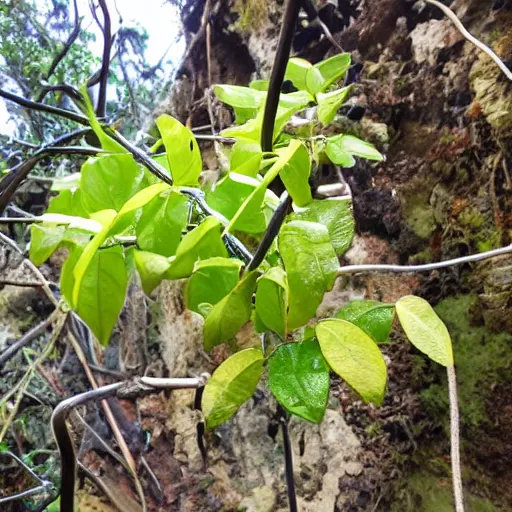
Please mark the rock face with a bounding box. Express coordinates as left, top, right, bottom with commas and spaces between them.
152, 0, 512, 510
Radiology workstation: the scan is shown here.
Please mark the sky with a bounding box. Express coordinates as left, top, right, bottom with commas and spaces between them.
0, 0, 186, 136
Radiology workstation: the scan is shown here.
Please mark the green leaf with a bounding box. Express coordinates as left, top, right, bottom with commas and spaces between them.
278, 90, 315, 110
134, 250, 171, 295
203, 271, 258, 350
325, 135, 384, 168
316, 318, 387, 405
37, 213, 102, 233
81, 85, 127, 153
395, 295, 453, 366
81, 154, 144, 213
202, 348, 264, 429
74, 245, 128, 346
213, 84, 265, 123
166, 217, 228, 280
29, 225, 65, 266
136, 190, 188, 257
254, 266, 288, 339
60, 245, 83, 307
47, 189, 88, 218
72, 209, 118, 308
278, 221, 338, 330
185, 257, 243, 314
249, 80, 269, 91
230, 140, 262, 178
117, 183, 170, 218
278, 140, 312, 207
50, 173, 81, 191
335, 300, 395, 343
213, 84, 265, 109
207, 173, 267, 234
290, 198, 354, 256
268, 339, 329, 423
227, 139, 304, 235
317, 86, 352, 125
306, 53, 351, 95
156, 114, 202, 186
285, 57, 312, 91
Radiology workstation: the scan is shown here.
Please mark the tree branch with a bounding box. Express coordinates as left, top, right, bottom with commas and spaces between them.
0, 88, 90, 125
96, 0, 113, 117
35, 0, 82, 102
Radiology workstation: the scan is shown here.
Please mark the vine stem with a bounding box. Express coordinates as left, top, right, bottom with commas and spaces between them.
448, 365, 464, 512
425, 0, 512, 81
336, 244, 512, 276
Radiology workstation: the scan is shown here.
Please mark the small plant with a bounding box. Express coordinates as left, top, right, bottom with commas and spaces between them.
25, 50, 464, 510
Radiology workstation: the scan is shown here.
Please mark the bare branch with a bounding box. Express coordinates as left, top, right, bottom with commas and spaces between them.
425, 0, 512, 81
96, 0, 113, 117
35, 0, 82, 102
336, 244, 512, 276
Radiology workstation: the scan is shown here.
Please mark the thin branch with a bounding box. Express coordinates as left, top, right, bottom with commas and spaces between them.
37, 83, 84, 105
52, 374, 209, 512
278, 406, 298, 512
0, 309, 59, 367
0, 88, 90, 124
96, 0, 113, 117
447, 365, 465, 512
261, 0, 300, 152
0, 310, 67, 444
301, 0, 344, 52
425, 0, 512, 81
35, 0, 82, 101
247, 193, 291, 272
336, 244, 512, 276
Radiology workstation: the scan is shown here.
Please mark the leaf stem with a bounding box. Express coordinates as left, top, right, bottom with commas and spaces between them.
447, 365, 465, 512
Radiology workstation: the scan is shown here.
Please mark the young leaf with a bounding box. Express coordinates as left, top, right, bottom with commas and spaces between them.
47, 189, 88, 218
278, 221, 339, 330
72, 209, 118, 308
37, 213, 102, 233
306, 53, 351, 95
156, 114, 202, 186
185, 257, 243, 314
166, 217, 228, 280
395, 295, 454, 366
268, 339, 329, 423
50, 173, 81, 191
29, 225, 65, 266
284, 57, 312, 91
81, 85, 127, 153
316, 86, 352, 125
213, 84, 265, 122
335, 300, 395, 343
325, 134, 383, 168
254, 266, 288, 339
249, 80, 269, 91
117, 183, 170, 217
230, 140, 262, 178
60, 246, 83, 307
136, 190, 188, 257
213, 84, 265, 109
290, 198, 354, 257
134, 250, 171, 295
81, 154, 144, 213
74, 245, 128, 346
278, 140, 312, 207
207, 173, 267, 233
202, 348, 264, 429
226, 140, 303, 235
203, 271, 258, 351
316, 319, 387, 405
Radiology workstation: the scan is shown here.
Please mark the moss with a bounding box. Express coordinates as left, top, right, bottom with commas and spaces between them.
402, 190, 435, 240
420, 295, 512, 429
391, 471, 503, 512
232, 0, 268, 32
